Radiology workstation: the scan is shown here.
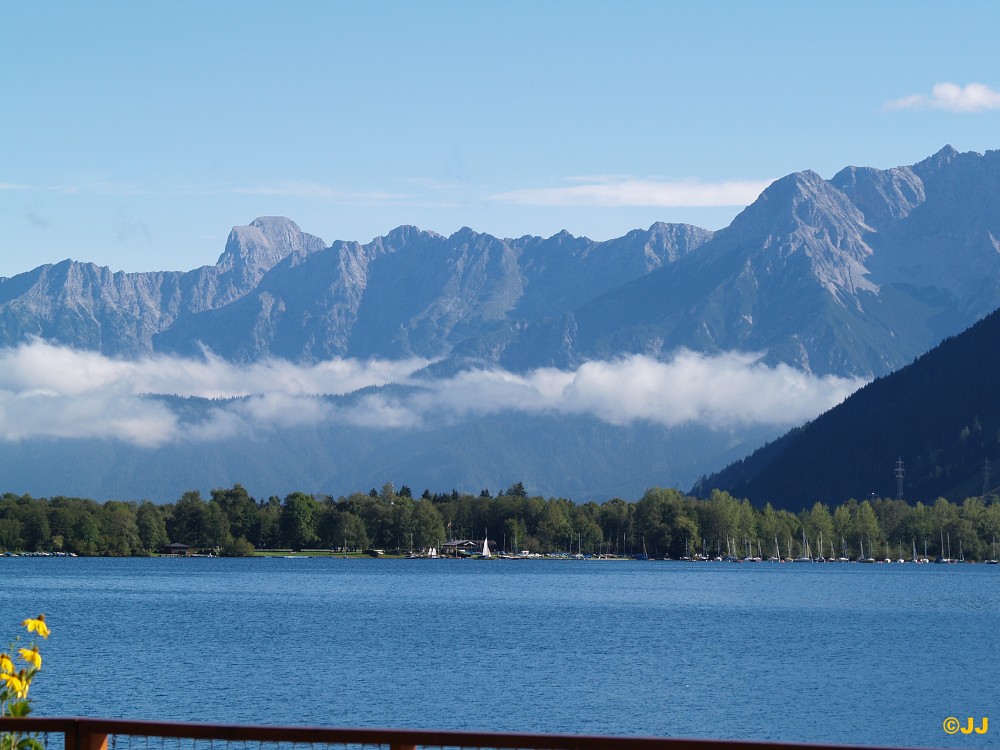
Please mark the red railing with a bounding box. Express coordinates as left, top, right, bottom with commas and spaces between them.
0, 717, 943, 750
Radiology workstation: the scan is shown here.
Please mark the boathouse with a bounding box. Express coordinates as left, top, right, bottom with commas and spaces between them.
441, 539, 494, 556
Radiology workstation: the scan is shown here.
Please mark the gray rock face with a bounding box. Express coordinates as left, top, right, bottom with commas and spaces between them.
864, 147, 1000, 318
153, 221, 711, 362
0, 217, 327, 356
211, 216, 328, 308
830, 164, 925, 229
217, 216, 327, 274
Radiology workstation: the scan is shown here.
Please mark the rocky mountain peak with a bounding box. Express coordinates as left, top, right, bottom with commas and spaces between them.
382, 225, 435, 246
912, 144, 961, 177
727, 169, 866, 242
217, 216, 327, 274
830, 164, 925, 228
449, 226, 483, 244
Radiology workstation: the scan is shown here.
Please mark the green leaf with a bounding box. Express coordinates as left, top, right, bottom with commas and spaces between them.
6, 700, 32, 717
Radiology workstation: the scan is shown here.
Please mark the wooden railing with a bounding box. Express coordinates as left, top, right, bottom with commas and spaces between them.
0, 717, 941, 750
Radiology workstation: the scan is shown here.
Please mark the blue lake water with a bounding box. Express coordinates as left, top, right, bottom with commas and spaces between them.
2, 558, 997, 749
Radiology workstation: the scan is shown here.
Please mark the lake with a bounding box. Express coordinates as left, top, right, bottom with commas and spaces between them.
2, 557, 996, 749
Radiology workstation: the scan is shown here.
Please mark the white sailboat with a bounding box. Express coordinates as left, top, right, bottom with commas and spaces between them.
793, 528, 812, 562
480, 532, 492, 558
769, 535, 781, 563
858, 537, 875, 563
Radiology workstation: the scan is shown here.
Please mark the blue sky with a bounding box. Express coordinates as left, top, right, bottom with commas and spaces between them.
2, 0, 1000, 278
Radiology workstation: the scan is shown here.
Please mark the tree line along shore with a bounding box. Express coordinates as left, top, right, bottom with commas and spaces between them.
1, 482, 999, 561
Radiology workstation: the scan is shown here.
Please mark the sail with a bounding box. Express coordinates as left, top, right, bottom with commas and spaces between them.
482, 536, 491, 558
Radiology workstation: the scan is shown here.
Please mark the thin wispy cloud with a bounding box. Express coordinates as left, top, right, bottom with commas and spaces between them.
0, 342, 864, 447
885, 82, 1000, 113
229, 181, 412, 203
0, 180, 140, 195
490, 178, 774, 208
0, 179, 413, 204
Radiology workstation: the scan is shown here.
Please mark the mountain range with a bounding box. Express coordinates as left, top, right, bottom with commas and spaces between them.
3, 145, 1000, 504
6, 146, 1000, 380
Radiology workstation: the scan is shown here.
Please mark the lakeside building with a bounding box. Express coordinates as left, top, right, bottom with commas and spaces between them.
441, 539, 494, 556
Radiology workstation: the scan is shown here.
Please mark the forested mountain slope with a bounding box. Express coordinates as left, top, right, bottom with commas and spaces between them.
699, 306, 1000, 508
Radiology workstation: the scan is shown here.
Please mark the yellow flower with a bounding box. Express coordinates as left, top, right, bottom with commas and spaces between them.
21, 614, 50, 639
0, 670, 28, 698
18, 646, 41, 670
0, 653, 13, 674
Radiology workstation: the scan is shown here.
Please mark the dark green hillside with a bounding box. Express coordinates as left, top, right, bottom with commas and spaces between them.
700, 306, 1000, 510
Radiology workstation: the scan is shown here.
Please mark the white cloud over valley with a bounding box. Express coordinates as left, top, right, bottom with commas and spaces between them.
358, 352, 865, 429
0, 342, 866, 447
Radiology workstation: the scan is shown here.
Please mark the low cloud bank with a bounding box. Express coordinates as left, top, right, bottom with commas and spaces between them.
0, 342, 865, 447
359, 352, 864, 429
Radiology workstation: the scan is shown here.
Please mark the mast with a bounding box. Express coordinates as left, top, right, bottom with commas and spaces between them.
984, 457, 992, 502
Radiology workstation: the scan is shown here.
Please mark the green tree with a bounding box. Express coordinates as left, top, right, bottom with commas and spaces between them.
388, 495, 416, 552
505, 482, 528, 498
169, 490, 210, 547
697, 490, 741, 555
333, 511, 369, 551
634, 488, 681, 557
873, 498, 912, 543
504, 517, 527, 553
980, 503, 1000, 557
854, 500, 881, 550
671, 512, 700, 558
803, 502, 834, 558
211, 483, 258, 541
536, 500, 573, 552
49, 502, 81, 548
252, 496, 282, 548
832, 503, 853, 553
72, 512, 101, 555
598, 497, 630, 551
19, 504, 51, 552
413, 499, 445, 550
100, 501, 140, 556
0, 518, 23, 551
758, 503, 781, 546
280, 492, 320, 550
202, 502, 230, 549
136, 501, 169, 552
929, 497, 960, 556
315, 499, 341, 548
